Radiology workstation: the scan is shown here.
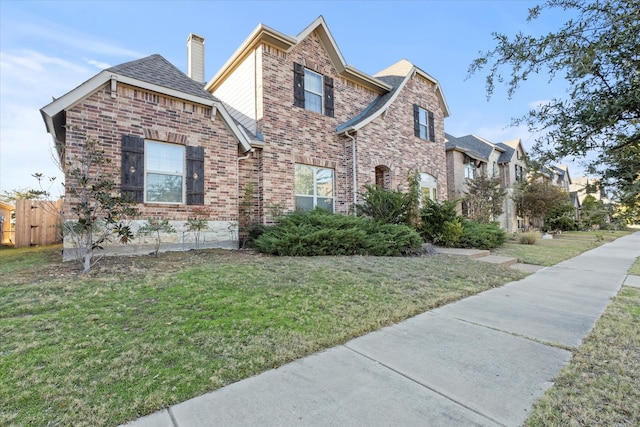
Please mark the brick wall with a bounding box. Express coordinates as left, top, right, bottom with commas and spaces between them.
62, 82, 241, 253
250, 30, 448, 219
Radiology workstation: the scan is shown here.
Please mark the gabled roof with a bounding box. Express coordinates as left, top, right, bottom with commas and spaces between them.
337, 59, 450, 133
445, 134, 499, 162
41, 54, 253, 153
206, 16, 392, 94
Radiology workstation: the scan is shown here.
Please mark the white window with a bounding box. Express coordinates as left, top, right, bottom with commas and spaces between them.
145, 141, 185, 203
418, 107, 429, 140
295, 164, 334, 212
304, 69, 323, 114
464, 157, 475, 179
419, 173, 438, 204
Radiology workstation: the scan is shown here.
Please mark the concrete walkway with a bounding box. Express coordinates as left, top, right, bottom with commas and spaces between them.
121, 232, 640, 427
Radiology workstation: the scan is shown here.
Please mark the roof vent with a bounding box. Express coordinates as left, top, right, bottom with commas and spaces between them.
187, 33, 205, 83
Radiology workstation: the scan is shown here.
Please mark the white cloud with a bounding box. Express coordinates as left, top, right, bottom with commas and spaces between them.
0, 105, 64, 196
14, 21, 144, 59
86, 58, 111, 69
1, 50, 87, 74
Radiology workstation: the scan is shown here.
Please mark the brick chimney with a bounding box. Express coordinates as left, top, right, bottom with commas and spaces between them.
187, 33, 205, 83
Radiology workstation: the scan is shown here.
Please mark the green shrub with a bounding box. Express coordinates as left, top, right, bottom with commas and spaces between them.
439, 219, 463, 247
543, 204, 579, 231
418, 199, 460, 243
356, 184, 410, 225
518, 231, 540, 245
457, 220, 507, 250
253, 209, 422, 256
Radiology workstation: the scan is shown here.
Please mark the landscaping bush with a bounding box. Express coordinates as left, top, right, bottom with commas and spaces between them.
418, 199, 460, 245
543, 204, 579, 232
356, 184, 409, 224
457, 220, 507, 250
518, 231, 540, 245
253, 209, 422, 256
438, 219, 463, 247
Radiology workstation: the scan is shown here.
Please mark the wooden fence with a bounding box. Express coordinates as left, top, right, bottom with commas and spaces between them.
14, 199, 63, 248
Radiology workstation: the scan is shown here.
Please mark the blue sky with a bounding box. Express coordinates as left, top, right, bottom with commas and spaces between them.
0, 0, 577, 196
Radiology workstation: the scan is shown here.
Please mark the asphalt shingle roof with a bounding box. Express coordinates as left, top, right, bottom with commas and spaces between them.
107, 54, 216, 101
445, 134, 494, 162
495, 142, 515, 163
336, 74, 404, 133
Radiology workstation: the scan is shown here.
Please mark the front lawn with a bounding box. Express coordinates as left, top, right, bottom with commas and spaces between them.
494, 230, 631, 266
526, 286, 640, 426
0, 245, 527, 427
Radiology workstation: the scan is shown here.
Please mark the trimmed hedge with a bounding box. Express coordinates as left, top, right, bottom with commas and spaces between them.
253, 209, 423, 256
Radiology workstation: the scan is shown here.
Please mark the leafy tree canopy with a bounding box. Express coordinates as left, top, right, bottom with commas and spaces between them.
468, 0, 639, 217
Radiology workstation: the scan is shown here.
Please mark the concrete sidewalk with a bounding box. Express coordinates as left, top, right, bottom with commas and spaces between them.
121, 232, 640, 427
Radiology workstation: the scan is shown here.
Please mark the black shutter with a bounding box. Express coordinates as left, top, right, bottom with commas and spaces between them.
121, 135, 144, 203
186, 146, 205, 205
324, 76, 334, 117
293, 62, 305, 108
413, 104, 420, 137
428, 110, 435, 142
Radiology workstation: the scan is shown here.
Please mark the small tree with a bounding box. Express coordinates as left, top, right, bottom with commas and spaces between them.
238, 182, 256, 249
185, 207, 210, 251
515, 177, 571, 229
580, 195, 609, 229
137, 219, 176, 256
62, 129, 138, 273
463, 175, 506, 224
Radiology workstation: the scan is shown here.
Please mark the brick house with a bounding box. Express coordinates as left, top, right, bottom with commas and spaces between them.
41, 16, 450, 255
207, 16, 450, 222
445, 134, 527, 231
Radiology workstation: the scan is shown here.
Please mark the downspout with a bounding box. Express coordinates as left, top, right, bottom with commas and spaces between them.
344, 130, 357, 216
237, 148, 255, 247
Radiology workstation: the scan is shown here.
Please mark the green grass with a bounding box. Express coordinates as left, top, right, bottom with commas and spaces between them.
525, 286, 640, 426
629, 256, 640, 276
0, 244, 61, 274
0, 246, 527, 427
494, 230, 631, 266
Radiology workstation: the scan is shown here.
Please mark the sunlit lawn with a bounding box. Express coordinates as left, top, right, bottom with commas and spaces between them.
494, 230, 631, 266
526, 286, 640, 426
0, 245, 527, 427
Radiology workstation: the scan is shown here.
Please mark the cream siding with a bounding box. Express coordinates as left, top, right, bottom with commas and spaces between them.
213, 50, 257, 134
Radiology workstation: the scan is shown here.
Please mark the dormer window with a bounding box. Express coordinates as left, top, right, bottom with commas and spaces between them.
293, 62, 334, 117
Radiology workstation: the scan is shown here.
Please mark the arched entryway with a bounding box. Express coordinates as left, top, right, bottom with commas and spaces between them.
375, 165, 391, 189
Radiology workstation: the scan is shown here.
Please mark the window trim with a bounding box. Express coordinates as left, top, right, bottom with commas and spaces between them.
295, 164, 335, 213
464, 156, 475, 180
413, 104, 435, 142
303, 68, 324, 114
144, 140, 186, 204
419, 172, 438, 205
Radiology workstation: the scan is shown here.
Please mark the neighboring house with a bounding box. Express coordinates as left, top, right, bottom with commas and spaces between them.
40, 16, 450, 256
538, 164, 580, 219
207, 16, 450, 223
445, 134, 527, 231
570, 176, 610, 205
